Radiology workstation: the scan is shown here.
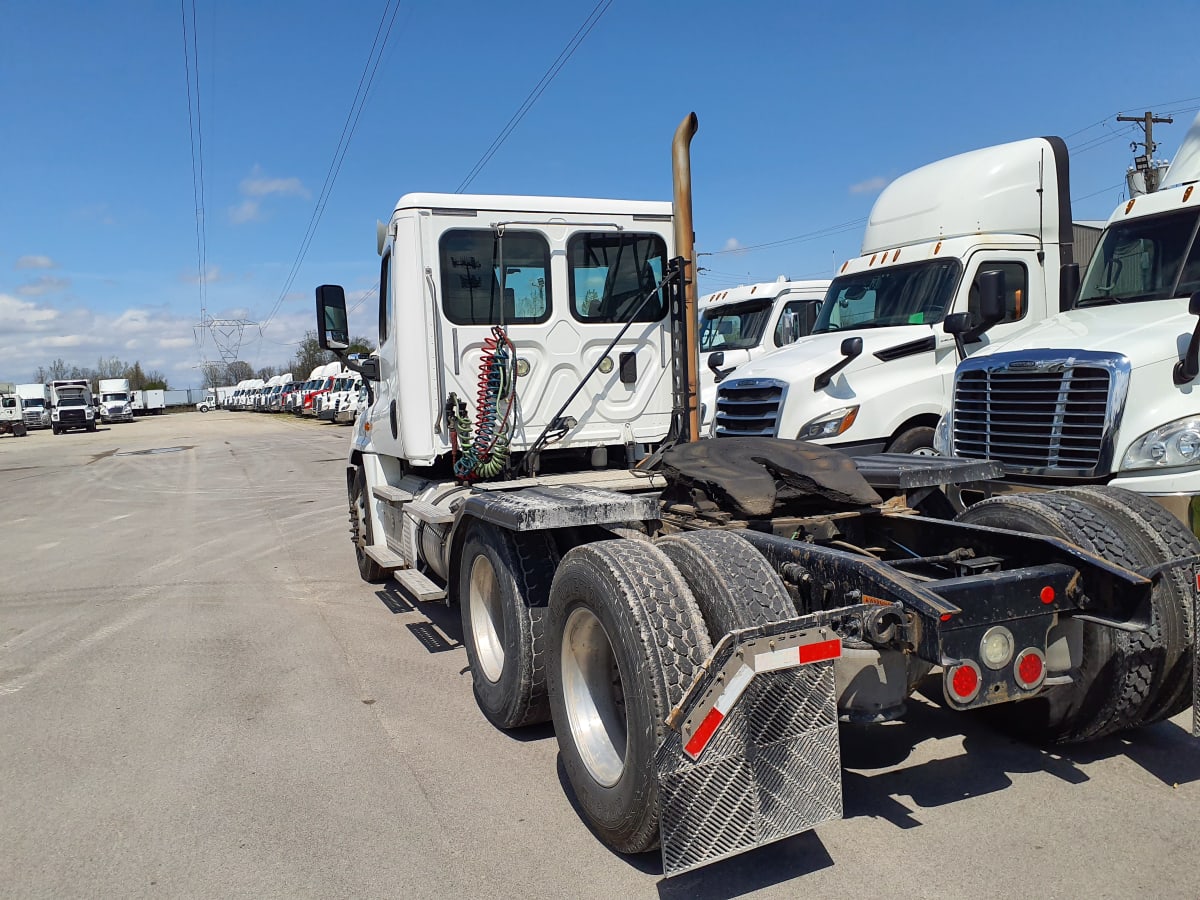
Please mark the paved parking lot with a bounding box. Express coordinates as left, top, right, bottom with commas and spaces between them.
2, 413, 1198, 898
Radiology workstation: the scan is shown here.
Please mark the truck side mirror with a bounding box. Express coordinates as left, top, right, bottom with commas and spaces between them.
707, 350, 735, 384
315, 285, 350, 351
813, 336, 863, 391
943, 311, 978, 362
976, 270, 1006, 327
1172, 291, 1200, 385
1059, 262, 1080, 312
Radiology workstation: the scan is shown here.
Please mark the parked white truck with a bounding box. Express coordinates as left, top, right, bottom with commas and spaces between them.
698, 277, 829, 430
50, 379, 96, 433
97, 378, 134, 423
714, 135, 1080, 455
132, 389, 165, 416
309, 115, 1199, 878
940, 111, 1200, 533
16, 383, 51, 429
0, 383, 29, 437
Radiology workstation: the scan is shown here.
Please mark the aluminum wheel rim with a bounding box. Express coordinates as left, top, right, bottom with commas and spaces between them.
469, 555, 505, 683
561, 606, 627, 788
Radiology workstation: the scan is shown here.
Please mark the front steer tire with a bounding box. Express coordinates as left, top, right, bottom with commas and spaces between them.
348, 466, 388, 584
458, 521, 558, 730
547, 540, 712, 855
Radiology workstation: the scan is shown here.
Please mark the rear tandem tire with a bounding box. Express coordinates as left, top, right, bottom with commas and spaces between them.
654, 529, 796, 637
1051, 485, 1196, 724
458, 521, 558, 729
956, 493, 1156, 743
547, 540, 712, 855
349, 466, 389, 584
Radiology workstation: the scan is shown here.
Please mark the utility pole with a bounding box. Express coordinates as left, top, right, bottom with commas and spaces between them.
1117, 110, 1173, 192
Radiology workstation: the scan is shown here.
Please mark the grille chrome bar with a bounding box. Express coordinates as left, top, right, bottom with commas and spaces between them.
714, 378, 786, 438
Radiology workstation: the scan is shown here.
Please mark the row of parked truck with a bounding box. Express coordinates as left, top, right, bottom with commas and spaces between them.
0, 378, 168, 437
302, 110, 1200, 877
222, 362, 365, 424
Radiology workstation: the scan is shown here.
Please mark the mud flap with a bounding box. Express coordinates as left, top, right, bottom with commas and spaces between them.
1194, 561, 1199, 737
655, 611, 864, 878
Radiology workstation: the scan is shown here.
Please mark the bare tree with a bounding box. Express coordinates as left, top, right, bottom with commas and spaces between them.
226, 360, 254, 383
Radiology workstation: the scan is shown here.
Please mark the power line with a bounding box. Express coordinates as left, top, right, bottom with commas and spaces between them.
180, 0, 208, 325
702, 218, 866, 256
258, 0, 404, 335
455, 0, 614, 193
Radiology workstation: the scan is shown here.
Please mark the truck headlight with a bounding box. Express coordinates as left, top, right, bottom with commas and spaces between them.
933, 412, 951, 455
85, 409, 94, 418
798, 406, 859, 441
1121, 416, 1200, 471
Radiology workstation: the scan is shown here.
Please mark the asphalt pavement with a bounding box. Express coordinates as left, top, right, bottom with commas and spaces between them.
2, 412, 1198, 898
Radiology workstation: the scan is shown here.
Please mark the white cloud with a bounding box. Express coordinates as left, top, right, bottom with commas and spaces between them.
157, 337, 195, 349
0, 293, 60, 328
179, 265, 223, 284
15, 255, 56, 270
229, 199, 262, 224
17, 276, 70, 297
240, 166, 309, 198
722, 238, 745, 254
849, 176, 889, 195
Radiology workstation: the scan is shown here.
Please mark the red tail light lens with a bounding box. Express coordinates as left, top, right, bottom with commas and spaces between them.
1014, 648, 1046, 690
946, 661, 981, 704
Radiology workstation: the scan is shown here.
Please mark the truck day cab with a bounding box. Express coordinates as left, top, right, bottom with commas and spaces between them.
697, 277, 829, 431
715, 135, 1079, 455
97, 378, 134, 424
942, 111, 1200, 533
312, 115, 1199, 877
0, 383, 29, 437
16, 383, 51, 429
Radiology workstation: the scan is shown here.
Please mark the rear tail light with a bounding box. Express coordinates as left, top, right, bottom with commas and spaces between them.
945, 660, 981, 704
1014, 648, 1046, 690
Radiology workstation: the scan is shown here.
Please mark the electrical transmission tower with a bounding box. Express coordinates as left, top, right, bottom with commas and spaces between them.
194, 311, 257, 385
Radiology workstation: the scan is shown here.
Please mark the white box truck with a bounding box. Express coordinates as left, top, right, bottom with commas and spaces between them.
132, 389, 165, 416
50, 379, 96, 433
0, 383, 29, 437
714, 134, 1077, 455
940, 110, 1200, 533
16, 383, 51, 429
97, 378, 134, 423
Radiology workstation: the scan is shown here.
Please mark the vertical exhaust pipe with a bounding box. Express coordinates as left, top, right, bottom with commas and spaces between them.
672, 112, 701, 442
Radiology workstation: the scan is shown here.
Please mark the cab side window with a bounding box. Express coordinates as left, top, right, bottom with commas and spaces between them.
773, 299, 816, 346
968, 261, 1028, 324
378, 253, 392, 345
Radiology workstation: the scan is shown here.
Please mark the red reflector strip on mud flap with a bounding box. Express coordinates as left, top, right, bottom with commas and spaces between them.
655, 607, 869, 878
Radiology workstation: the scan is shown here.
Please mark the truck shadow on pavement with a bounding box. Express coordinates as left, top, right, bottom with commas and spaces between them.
840, 681, 1200, 830
373, 583, 463, 654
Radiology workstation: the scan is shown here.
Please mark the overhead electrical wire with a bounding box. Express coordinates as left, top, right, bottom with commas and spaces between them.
257, 0, 404, 338
180, 0, 208, 332
455, 0, 614, 193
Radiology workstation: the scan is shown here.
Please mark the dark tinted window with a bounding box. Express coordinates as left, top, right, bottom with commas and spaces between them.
439, 230, 551, 325
378, 253, 391, 344
967, 261, 1029, 324
568, 232, 667, 323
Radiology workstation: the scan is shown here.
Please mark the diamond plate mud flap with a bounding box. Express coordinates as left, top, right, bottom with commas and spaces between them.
655, 609, 866, 878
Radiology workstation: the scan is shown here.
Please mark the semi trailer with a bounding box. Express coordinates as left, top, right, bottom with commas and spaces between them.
314, 114, 1200, 877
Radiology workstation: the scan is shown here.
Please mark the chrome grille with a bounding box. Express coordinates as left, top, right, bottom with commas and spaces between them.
952, 357, 1121, 476
23, 410, 41, 426
714, 379, 785, 437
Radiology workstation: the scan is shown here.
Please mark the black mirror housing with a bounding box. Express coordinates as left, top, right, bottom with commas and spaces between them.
1059, 263, 1080, 312
707, 350, 725, 372
840, 336, 863, 358
1173, 291, 1200, 385
316, 285, 350, 351
1190, 291, 1200, 316
814, 336, 864, 390
943, 312, 978, 335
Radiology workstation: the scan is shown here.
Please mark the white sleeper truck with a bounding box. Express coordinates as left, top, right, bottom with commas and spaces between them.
0, 383, 29, 437
698, 277, 829, 431
714, 135, 1079, 455
50, 379, 96, 433
97, 378, 134, 424
314, 115, 1200, 877
942, 111, 1200, 537
16, 383, 51, 429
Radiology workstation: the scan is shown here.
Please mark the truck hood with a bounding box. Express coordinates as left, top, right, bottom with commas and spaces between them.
974, 299, 1192, 368
724, 325, 934, 383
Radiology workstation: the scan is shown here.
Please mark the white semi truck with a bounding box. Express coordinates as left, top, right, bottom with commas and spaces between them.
697, 277, 829, 430
97, 378, 134, 423
714, 135, 1080, 455
16, 383, 51, 429
940, 111, 1200, 535
0, 382, 29, 437
311, 115, 1199, 877
50, 379, 96, 433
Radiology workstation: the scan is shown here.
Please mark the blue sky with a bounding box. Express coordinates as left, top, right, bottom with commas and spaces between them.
2, 0, 1198, 386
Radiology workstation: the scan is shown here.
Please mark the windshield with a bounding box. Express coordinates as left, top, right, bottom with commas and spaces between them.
60, 398, 86, 407
24, 398, 45, 408
1078, 208, 1200, 306
814, 260, 962, 333
699, 300, 773, 351
102, 393, 126, 402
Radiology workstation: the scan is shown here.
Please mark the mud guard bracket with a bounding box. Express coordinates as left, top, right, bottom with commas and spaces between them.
655, 606, 869, 877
